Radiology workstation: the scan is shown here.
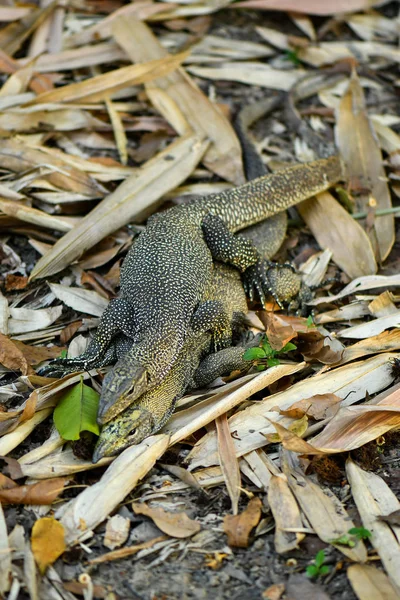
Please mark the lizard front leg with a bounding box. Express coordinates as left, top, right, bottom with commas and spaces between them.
202, 213, 294, 309
39, 297, 137, 377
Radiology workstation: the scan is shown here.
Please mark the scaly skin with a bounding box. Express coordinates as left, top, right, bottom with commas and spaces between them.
93, 263, 250, 461
41, 154, 344, 424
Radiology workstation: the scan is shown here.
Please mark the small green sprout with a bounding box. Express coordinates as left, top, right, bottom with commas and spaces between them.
306, 550, 330, 579
285, 49, 301, 66
306, 315, 314, 328
348, 527, 372, 541
243, 335, 297, 370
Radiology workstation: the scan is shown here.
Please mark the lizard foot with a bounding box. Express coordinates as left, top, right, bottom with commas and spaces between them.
243, 259, 300, 309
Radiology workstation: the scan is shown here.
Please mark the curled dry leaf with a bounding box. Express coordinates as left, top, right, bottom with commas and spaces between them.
0, 477, 67, 505
258, 312, 297, 351
0, 332, 31, 374
296, 330, 345, 364
31, 517, 66, 574
273, 393, 342, 420
216, 412, 241, 515
223, 496, 262, 548
132, 502, 201, 539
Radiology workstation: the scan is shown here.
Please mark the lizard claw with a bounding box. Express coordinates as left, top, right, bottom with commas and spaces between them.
243, 259, 302, 310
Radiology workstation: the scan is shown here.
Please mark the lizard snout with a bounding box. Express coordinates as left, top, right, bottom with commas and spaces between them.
97, 361, 149, 425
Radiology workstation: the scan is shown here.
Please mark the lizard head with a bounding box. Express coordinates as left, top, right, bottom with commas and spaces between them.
92, 407, 154, 463
97, 356, 150, 425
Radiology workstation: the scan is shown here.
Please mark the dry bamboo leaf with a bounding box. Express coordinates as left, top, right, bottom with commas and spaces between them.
0, 138, 105, 195
297, 191, 377, 278
0, 199, 80, 233
233, 0, 388, 14
0, 332, 30, 375
105, 98, 128, 166
30, 133, 208, 279
216, 412, 241, 515
0, 290, 9, 335
0, 477, 67, 505
17, 42, 126, 73
132, 502, 201, 539
49, 283, 108, 318
347, 564, 399, 600
268, 475, 304, 554
66, 3, 169, 48
13, 340, 64, 366
112, 16, 244, 184
23, 540, 38, 600
0, 107, 109, 133
20, 446, 112, 480
309, 385, 400, 453
88, 536, 167, 565
0, 1, 57, 57
28, 51, 187, 105
103, 515, 130, 550
166, 363, 306, 446
368, 292, 397, 318
268, 419, 320, 454
314, 302, 370, 325
187, 353, 395, 469
8, 305, 62, 335
31, 517, 65, 575
223, 497, 262, 548
346, 13, 398, 42
310, 274, 400, 306
335, 71, 394, 261
187, 63, 301, 91
346, 459, 400, 594
338, 330, 400, 366
0, 408, 53, 456
58, 435, 169, 546
338, 311, 400, 339
0, 503, 11, 595
283, 451, 367, 562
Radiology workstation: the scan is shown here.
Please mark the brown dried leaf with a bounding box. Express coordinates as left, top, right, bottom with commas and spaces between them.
296, 330, 345, 364
274, 393, 342, 420
309, 385, 400, 453
131, 502, 200, 539
297, 191, 377, 279
336, 70, 394, 261
267, 418, 318, 453
216, 412, 241, 515
31, 517, 65, 574
260, 312, 297, 351
0, 477, 67, 505
0, 332, 31, 375
4, 275, 28, 291
14, 341, 65, 366
0, 1, 56, 56
223, 497, 262, 548
60, 321, 83, 345
348, 564, 399, 600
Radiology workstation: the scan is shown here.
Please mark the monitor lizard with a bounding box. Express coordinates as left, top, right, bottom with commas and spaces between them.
92, 262, 252, 461
40, 152, 343, 424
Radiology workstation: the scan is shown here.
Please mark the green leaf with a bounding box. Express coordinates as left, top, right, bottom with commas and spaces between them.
54, 377, 100, 441
243, 347, 266, 361
348, 526, 372, 540
280, 341, 297, 354
306, 565, 318, 578
59, 349, 68, 359
285, 49, 301, 66
319, 565, 330, 576
256, 364, 266, 371
307, 315, 314, 328
314, 550, 326, 568
267, 357, 280, 367
261, 338, 274, 356
331, 534, 355, 547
